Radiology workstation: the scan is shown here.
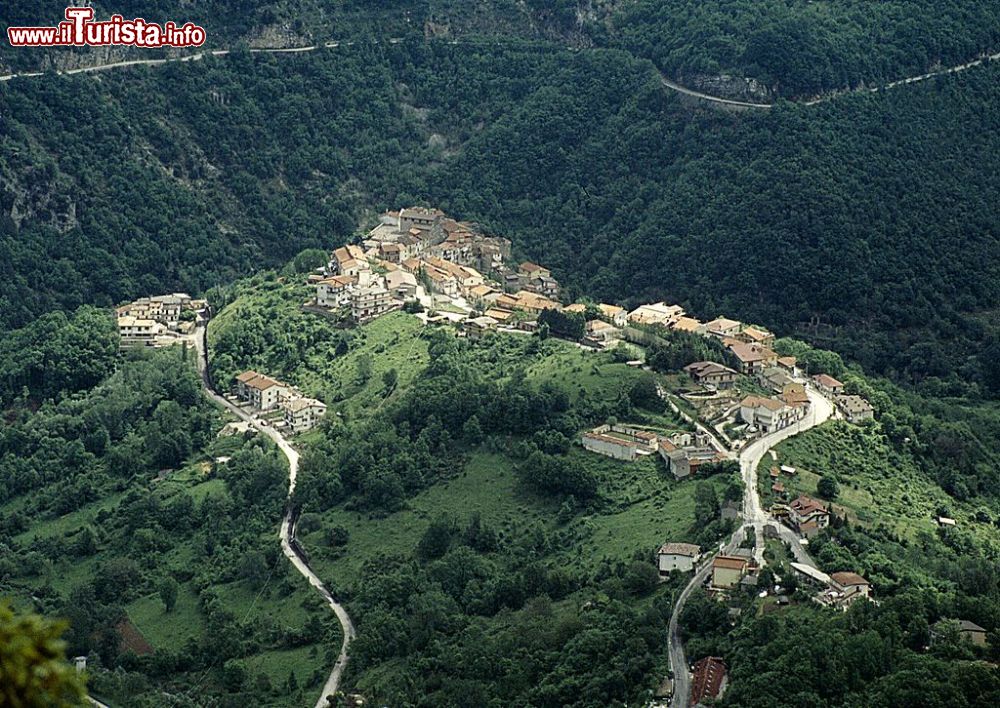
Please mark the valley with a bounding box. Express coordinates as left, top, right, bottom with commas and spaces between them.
2, 2, 999, 706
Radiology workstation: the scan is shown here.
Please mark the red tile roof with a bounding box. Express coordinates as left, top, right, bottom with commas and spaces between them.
713, 556, 748, 571
790, 495, 829, 517
690, 656, 727, 704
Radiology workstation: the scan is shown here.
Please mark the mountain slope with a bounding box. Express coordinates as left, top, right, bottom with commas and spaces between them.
3, 42, 1000, 393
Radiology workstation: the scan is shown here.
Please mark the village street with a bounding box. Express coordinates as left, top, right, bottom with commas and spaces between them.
667, 381, 834, 708
740, 387, 834, 566
189, 323, 356, 708
656, 385, 731, 456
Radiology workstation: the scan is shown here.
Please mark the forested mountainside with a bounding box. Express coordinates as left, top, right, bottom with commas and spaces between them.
5, 1, 999, 98
3, 40, 1000, 395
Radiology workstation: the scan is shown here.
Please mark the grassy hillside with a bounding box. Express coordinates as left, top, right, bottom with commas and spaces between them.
207, 275, 741, 703
762, 421, 999, 548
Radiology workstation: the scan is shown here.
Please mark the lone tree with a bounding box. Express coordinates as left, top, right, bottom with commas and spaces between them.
817, 476, 840, 500
158, 577, 179, 613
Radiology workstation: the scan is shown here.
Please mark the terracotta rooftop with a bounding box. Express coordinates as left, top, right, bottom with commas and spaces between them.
706, 317, 741, 331
813, 373, 844, 389
713, 556, 748, 570
729, 342, 776, 363
790, 495, 829, 516
830, 571, 870, 587
519, 261, 547, 273
686, 361, 737, 377
741, 325, 772, 342
741, 395, 786, 412
671, 316, 703, 332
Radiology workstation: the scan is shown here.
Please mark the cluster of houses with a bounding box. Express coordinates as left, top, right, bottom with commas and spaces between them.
116, 293, 206, 348
655, 542, 757, 590
581, 424, 660, 461
315, 244, 403, 324
812, 373, 874, 423
580, 424, 729, 477
789, 562, 873, 610
658, 531, 873, 612
233, 370, 327, 434
659, 431, 726, 479
312, 207, 563, 326
618, 303, 877, 429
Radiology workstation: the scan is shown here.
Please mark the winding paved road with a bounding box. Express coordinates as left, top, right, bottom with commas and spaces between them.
191, 324, 355, 708
667, 383, 833, 708
1, 36, 997, 109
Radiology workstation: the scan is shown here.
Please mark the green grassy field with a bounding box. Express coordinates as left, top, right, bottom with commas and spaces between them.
1, 437, 335, 706
301, 450, 549, 582
524, 346, 644, 403
127, 583, 204, 652
761, 420, 995, 543
299, 311, 430, 420
303, 444, 729, 593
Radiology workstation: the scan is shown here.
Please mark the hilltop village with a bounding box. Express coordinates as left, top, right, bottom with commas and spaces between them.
113, 206, 875, 444
301, 206, 873, 434
111, 207, 885, 705
308, 206, 560, 325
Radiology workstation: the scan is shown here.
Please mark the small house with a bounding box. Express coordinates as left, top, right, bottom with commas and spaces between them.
812, 373, 844, 395
282, 397, 327, 433
657, 542, 701, 574
836, 394, 874, 423
704, 317, 742, 338
685, 361, 738, 390
788, 495, 831, 535
830, 572, 872, 605
729, 343, 778, 375
711, 556, 748, 589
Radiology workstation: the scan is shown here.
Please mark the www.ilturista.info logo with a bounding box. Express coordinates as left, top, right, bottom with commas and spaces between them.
7, 7, 206, 48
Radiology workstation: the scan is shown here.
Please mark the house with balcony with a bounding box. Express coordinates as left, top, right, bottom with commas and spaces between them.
282, 397, 327, 433
739, 396, 796, 433
350, 284, 396, 323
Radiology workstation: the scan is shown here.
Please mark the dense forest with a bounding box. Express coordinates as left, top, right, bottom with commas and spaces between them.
5, 1, 999, 98
3, 41, 1000, 395
608, 0, 1000, 97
